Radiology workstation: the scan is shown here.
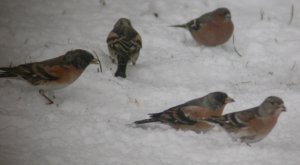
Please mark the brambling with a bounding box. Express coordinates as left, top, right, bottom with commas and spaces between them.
171, 7, 234, 46
201, 96, 286, 145
134, 92, 234, 133
106, 18, 142, 78
0, 49, 99, 104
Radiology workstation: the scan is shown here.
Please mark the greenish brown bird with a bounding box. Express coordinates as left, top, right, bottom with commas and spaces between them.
106, 18, 142, 78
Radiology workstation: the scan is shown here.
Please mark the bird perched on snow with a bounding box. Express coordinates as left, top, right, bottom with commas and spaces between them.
134, 92, 234, 133
0, 49, 99, 104
200, 96, 286, 145
171, 7, 234, 46
106, 18, 142, 78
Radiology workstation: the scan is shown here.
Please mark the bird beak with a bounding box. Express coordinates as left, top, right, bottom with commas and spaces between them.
90, 54, 103, 72
90, 58, 99, 64
225, 97, 235, 104
281, 105, 287, 112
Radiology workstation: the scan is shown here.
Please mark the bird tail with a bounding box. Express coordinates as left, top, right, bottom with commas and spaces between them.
170, 24, 188, 29
0, 67, 17, 78
134, 118, 159, 125
115, 55, 129, 78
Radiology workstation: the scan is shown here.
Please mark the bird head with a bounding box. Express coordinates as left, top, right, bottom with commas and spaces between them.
114, 18, 132, 28
259, 96, 286, 116
205, 92, 234, 110
63, 49, 99, 69
112, 18, 137, 38
213, 8, 232, 22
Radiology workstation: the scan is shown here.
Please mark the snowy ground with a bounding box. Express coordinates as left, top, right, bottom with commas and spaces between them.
0, 0, 300, 164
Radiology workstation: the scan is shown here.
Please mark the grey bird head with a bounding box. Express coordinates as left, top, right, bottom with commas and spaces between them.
259, 96, 286, 116
63, 49, 98, 69
205, 92, 235, 110
213, 8, 231, 21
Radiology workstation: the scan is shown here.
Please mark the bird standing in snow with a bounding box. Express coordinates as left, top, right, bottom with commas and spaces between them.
0, 49, 99, 104
107, 18, 142, 78
134, 92, 234, 133
200, 96, 286, 145
171, 8, 234, 46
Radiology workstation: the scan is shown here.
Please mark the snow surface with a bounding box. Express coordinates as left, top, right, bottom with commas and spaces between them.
0, 0, 300, 164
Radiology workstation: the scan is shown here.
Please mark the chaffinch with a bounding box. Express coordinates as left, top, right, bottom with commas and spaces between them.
171, 7, 234, 46
201, 96, 286, 145
0, 49, 99, 104
134, 92, 234, 133
106, 18, 142, 78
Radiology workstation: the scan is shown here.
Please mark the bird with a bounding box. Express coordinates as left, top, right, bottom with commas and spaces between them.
0, 49, 99, 104
200, 96, 286, 145
134, 92, 234, 133
171, 7, 234, 46
106, 18, 142, 78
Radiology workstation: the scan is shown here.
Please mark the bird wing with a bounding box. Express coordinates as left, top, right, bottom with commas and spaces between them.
187, 12, 213, 31
234, 108, 258, 125
107, 32, 141, 56
12, 63, 59, 85
150, 105, 213, 125
132, 33, 142, 48
206, 107, 258, 131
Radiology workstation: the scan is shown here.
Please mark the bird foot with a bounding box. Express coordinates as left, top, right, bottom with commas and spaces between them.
39, 90, 54, 105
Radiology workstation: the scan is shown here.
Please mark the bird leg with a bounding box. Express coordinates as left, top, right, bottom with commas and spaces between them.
39, 89, 54, 104
246, 143, 251, 147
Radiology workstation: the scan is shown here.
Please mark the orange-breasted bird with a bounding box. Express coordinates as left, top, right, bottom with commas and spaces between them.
107, 18, 142, 78
134, 92, 234, 133
0, 49, 99, 104
200, 96, 286, 145
171, 7, 234, 46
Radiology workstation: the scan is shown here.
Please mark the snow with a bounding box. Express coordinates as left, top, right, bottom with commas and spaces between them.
0, 0, 300, 164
